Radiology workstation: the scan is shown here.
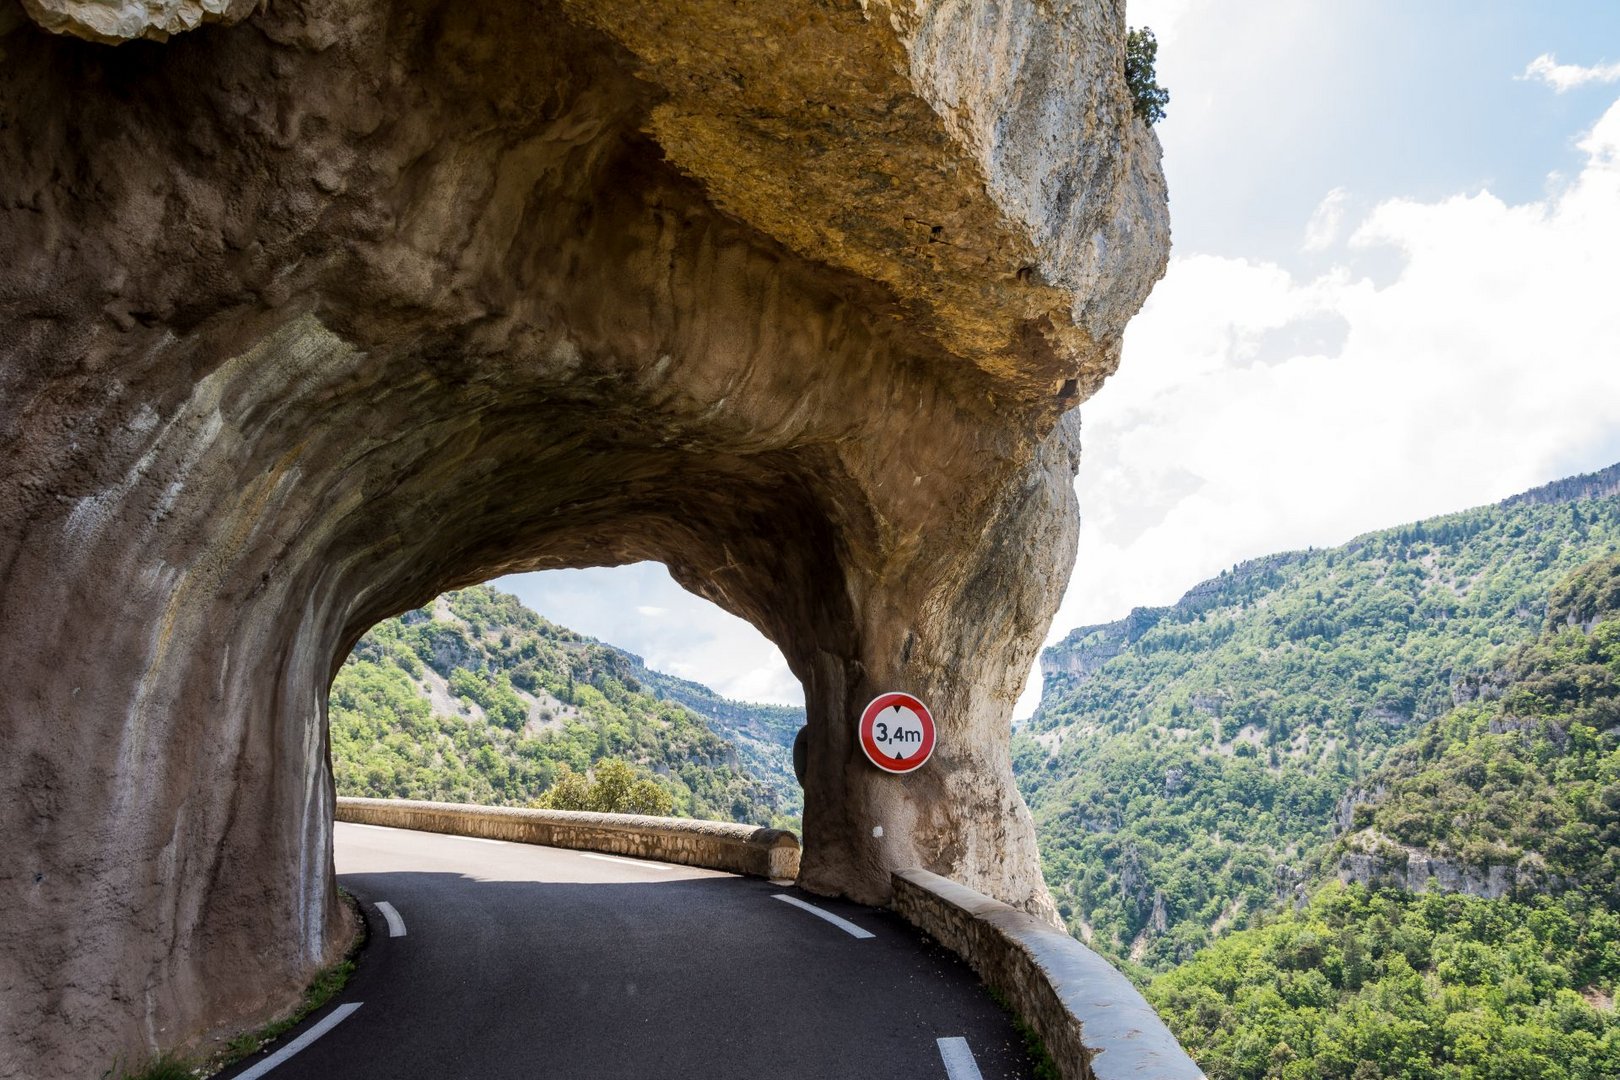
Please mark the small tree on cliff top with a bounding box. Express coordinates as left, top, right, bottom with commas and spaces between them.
1126, 27, 1170, 125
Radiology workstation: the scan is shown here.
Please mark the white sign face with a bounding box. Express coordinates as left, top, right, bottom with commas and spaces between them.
858, 692, 936, 773
871, 704, 926, 755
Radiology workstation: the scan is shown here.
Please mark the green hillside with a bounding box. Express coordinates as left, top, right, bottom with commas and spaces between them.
1149, 555, 1620, 1079
1015, 463, 1620, 974
1335, 554, 1620, 905
328, 585, 803, 827
624, 661, 804, 816
1151, 883, 1620, 1079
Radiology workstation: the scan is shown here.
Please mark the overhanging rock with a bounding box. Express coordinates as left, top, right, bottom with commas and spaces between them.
0, 1, 1168, 1074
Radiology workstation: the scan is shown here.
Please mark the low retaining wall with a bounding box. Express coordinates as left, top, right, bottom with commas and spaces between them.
335, 796, 800, 880
892, 868, 1206, 1080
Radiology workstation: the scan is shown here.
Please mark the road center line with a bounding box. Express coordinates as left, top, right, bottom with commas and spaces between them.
936, 1037, 985, 1080
375, 900, 407, 937
771, 894, 875, 939
578, 851, 675, 870
232, 1002, 362, 1079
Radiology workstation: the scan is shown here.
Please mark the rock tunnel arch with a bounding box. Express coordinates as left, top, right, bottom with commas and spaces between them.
0, 0, 1167, 1073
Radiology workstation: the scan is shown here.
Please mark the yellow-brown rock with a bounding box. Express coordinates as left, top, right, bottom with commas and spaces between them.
0, 1, 1167, 1075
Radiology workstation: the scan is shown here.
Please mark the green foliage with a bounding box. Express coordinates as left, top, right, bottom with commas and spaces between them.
330, 585, 799, 825
1142, 552, 1620, 1078
1126, 27, 1170, 125
112, 1058, 193, 1080
447, 666, 529, 729
1548, 553, 1620, 630
1150, 885, 1620, 1079
531, 758, 676, 816
223, 955, 359, 1062
1341, 574, 1620, 908
631, 664, 804, 820
1017, 473, 1620, 972
121, 890, 364, 1079
987, 987, 1062, 1080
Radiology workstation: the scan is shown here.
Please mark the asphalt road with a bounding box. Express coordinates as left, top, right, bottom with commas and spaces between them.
218, 822, 1038, 1080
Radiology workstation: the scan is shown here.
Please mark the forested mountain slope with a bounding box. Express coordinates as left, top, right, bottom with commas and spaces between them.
625, 662, 804, 812
1014, 463, 1620, 973
1149, 555, 1620, 1079
328, 585, 803, 826
1335, 553, 1620, 904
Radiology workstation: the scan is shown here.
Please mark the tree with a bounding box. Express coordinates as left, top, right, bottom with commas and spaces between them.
530, 758, 675, 816
535, 765, 594, 810
1125, 27, 1170, 125
626, 779, 675, 817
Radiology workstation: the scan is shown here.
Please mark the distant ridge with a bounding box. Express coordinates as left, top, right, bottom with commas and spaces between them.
1046, 461, 1620, 666
1498, 459, 1620, 508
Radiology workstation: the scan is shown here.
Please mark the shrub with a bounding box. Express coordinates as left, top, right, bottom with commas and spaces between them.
530, 758, 675, 816
1125, 27, 1170, 125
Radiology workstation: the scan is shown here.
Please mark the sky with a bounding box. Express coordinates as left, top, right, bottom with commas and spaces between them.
499, 2, 1620, 715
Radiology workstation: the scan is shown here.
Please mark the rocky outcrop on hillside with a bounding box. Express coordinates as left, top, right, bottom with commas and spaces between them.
0, 2, 1168, 1074
1041, 605, 1168, 684
1499, 461, 1620, 509
1327, 554, 1620, 908
1335, 833, 1560, 901
1041, 623, 1130, 683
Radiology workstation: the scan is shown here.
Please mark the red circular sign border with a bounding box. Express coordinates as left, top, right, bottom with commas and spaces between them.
858, 692, 936, 774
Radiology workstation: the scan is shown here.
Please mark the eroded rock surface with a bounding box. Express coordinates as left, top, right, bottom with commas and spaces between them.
17, 0, 258, 43
0, 1, 1167, 1074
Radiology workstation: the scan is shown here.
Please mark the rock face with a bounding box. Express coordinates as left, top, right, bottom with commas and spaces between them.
17, 0, 258, 43
0, 1, 1168, 1075
1040, 605, 1168, 685
1336, 844, 1556, 901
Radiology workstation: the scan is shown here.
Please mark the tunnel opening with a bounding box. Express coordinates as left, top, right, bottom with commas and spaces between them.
326, 563, 807, 831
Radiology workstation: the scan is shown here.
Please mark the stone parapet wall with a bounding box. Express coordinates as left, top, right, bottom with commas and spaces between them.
335, 797, 800, 880
891, 868, 1205, 1080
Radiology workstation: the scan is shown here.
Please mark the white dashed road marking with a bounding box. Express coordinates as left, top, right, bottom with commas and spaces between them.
232, 1002, 362, 1079
375, 901, 407, 938
578, 852, 675, 871
771, 894, 875, 939
937, 1037, 985, 1080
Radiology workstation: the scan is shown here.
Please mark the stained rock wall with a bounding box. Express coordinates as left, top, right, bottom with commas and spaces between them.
0, 1, 1167, 1074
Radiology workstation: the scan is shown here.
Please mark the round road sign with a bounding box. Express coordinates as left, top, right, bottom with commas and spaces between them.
858, 692, 936, 773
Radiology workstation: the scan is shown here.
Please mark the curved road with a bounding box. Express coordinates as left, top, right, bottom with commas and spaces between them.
220, 822, 1038, 1079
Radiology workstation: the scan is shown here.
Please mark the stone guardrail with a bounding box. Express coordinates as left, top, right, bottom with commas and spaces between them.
892, 868, 1207, 1080
335, 796, 800, 880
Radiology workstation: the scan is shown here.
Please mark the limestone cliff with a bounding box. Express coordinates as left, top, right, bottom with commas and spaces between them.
1334, 834, 1560, 901
0, 1, 1168, 1075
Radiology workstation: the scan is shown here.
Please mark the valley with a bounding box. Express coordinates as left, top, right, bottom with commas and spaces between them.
329, 585, 804, 829
1015, 462, 1620, 975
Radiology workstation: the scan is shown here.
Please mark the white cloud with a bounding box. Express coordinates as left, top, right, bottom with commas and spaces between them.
1302, 187, 1348, 251
1127, 0, 1198, 44
1520, 53, 1620, 93
494, 564, 803, 707
1036, 92, 1620, 695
